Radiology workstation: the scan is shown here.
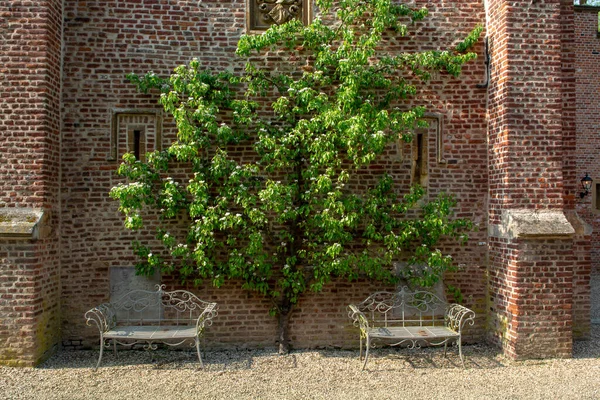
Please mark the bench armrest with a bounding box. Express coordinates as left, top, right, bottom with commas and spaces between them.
84, 303, 117, 334
445, 303, 475, 333
348, 304, 370, 334
196, 302, 218, 334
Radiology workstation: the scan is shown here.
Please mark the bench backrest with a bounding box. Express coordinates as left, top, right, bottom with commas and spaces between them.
111, 284, 215, 326
356, 287, 447, 327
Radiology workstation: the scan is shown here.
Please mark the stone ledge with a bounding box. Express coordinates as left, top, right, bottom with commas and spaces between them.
489, 209, 575, 240
574, 5, 600, 12
0, 208, 47, 240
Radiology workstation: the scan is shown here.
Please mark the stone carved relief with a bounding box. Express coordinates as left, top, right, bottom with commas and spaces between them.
248, 0, 310, 31
258, 0, 302, 25
110, 267, 161, 302
110, 267, 162, 320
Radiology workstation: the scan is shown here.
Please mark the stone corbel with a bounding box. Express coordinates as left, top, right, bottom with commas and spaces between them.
0, 208, 49, 240
489, 209, 576, 241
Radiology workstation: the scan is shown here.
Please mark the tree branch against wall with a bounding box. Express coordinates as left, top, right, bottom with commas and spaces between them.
111, 0, 481, 354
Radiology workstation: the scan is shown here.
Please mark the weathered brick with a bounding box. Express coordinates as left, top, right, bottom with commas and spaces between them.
1, 0, 597, 366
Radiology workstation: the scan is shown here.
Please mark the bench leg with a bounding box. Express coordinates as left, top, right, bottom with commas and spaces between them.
195, 336, 204, 369
444, 342, 448, 358
113, 340, 117, 358
359, 336, 363, 360
94, 338, 104, 370
458, 338, 465, 368
361, 336, 370, 371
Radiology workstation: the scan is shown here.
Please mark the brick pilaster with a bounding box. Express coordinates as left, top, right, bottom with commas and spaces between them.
486, 0, 580, 359
0, 0, 62, 366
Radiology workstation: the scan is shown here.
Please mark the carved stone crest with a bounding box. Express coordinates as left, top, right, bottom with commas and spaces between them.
261, 0, 301, 25
248, 0, 309, 31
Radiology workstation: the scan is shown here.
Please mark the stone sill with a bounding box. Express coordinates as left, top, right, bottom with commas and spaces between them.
489, 209, 575, 240
574, 5, 600, 12
0, 208, 46, 240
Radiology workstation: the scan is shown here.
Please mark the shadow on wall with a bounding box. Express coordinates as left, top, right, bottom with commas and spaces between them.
591, 272, 600, 324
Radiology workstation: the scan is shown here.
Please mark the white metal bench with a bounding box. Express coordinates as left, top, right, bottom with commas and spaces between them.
84, 285, 217, 369
348, 287, 475, 369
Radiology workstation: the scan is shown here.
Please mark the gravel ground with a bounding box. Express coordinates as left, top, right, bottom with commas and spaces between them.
1, 327, 600, 400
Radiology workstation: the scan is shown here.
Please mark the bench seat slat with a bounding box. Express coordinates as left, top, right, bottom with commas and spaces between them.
368, 326, 458, 340
105, 325, 196, 340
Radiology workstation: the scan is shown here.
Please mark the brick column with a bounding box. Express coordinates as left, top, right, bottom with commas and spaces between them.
575, 7, 600, 274
486, 0, 581, 359
566, 5, 592, 340
0, 1, 62, 366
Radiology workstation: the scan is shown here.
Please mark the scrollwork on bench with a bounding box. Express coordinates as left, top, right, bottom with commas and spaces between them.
348, 286, 475, 370
84, 285, 218, 369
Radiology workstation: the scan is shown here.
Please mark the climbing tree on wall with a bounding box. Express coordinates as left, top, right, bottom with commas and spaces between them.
111, 0, 480, 353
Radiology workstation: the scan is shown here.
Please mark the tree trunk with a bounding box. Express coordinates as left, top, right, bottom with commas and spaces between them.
277, 301, 293, 354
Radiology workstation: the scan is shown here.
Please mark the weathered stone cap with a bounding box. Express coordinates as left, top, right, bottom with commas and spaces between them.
0, 208, 46, 240
490, 209, 576, 240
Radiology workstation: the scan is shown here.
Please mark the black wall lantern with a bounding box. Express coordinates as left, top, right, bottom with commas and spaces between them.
580, 173, 593, 198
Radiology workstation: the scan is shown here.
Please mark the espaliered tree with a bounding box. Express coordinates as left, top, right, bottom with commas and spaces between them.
111, 0, 480, 353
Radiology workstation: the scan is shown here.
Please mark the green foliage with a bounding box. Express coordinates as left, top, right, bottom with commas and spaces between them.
111, 0, 479, 316
575, 0, 600, 6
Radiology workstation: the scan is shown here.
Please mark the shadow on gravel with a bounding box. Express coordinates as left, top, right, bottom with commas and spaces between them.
573, 324, 600, 359
316, 343, 506, 370
37, 349, 208, 371
37, 325, 600, 371
37, 348, 292, 372
39, 346, 505, 371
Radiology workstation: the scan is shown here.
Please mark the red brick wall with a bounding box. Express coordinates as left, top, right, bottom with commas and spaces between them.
60, 0, 489, 350
488, 238, 575, 359
0, 242, 41, 365
486, 0, 580, 358
572, 5, 600, 340
563, 4, 578, 211
572, 228, 592, 338
1, 0, 594, 366
488, 0, 567, 218
564, 4, 591, 340
0, 0, 62, 366
512, 239, 574, 358
575, 7, 600, 273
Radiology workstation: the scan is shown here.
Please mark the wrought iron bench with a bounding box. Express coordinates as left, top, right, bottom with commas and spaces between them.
84, 285, 218, 369
348, 287, 475, 369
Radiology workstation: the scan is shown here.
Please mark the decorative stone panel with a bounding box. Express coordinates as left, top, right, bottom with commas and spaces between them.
247, 0, 311, 32
110, 267, 162, 320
